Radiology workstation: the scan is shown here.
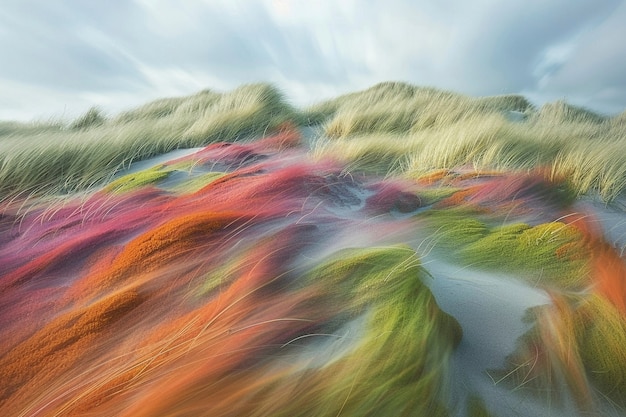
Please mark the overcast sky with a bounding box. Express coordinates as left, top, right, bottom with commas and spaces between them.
1, 0, 625, 121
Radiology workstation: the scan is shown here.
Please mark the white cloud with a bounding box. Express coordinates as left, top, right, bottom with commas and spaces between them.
534, 1, 626, 113
0, 0, 625, 120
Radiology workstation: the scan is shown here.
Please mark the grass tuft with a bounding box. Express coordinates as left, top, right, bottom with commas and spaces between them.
70, 107, 106, 130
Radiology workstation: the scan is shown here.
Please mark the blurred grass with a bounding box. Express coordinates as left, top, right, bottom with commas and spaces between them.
312, 82, 626, 201
0, 83, 300, 200
289, 245, 461, 417
2, 81, 625, 202
417, 207, 591, 289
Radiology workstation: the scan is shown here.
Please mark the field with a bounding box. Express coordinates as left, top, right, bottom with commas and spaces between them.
1, 82, 625, 416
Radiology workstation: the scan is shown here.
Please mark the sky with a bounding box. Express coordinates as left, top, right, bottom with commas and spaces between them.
1, 0, 626, 121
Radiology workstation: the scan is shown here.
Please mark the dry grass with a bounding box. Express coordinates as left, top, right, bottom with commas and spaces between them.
0, 84, 299, 201
2, 81, 625, 201
313, 82, 626, 201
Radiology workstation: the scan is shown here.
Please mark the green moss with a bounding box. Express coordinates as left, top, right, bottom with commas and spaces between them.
460, 223, 531, 268
416, 187, 459, 205
165, 160, 196, 171
290, 246, 461, 416
576, 295, 626, 406
170, 171, 226, 194
104, 166, 171, 193
198, 259, 235, 296
458, 222, 589, 288
419, 208, 590, 289
419, 209, 489, 252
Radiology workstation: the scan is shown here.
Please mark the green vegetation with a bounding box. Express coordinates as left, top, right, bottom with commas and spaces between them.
70, 107, 106, 130
0, 120, 64, 137
312, 82, 626, 201
104, 166, 171, 193
0, 83, 299, 201
576, 295, 626, 406
286, 245, 461, 417
419, 208, 489, 251
310, 82, 532, 137
2, 81, 625, 202
460, 221, 590, 288
170, 171, 226, 194
104, 160, 227, 194
420, 209, 590, 289
498, 294, 626, 409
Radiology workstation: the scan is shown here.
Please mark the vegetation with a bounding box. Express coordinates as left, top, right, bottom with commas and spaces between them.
0, 83, 298, 200
1, 96, 625, 416
287, 246, 461, 416
70, 106, 106, 130
494, 293, 626, 410
103, 166, 171, 193
312, 82, 626, 201
1, 81, 625, 202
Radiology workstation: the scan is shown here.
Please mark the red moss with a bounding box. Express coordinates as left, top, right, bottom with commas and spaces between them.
436, 187, 479, 207
365, 182, 422, 213
66, 211, 247, 303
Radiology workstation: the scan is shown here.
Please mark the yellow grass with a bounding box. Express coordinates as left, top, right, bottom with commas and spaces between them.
1, 81, 624, 201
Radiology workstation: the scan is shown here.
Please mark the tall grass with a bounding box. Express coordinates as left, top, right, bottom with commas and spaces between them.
0, 84, 299, 201
307, 81, 533, 138
313, 82, 626, 201
0, 120, 64, 138
2, 81, 625, 202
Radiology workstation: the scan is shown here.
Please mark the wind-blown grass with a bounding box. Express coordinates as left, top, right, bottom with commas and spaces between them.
309, 81, 533, 138
0, 84, 299, 201
0, 120, 64, 137
2, 81, 625, 203
312, 83, 626, 200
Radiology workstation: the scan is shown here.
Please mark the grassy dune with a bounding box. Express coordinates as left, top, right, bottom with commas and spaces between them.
0, 84, 298, 200
311, 82, 626, 201
3, 81, 624, 203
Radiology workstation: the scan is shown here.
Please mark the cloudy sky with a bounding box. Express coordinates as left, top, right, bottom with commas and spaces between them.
1, 0, 625, 121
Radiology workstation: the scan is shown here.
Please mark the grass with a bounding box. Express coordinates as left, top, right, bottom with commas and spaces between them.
312, 83, 626, 200
0, 120, 64, 138
286, 245, 461, 417
1, 91, 625, 415
70, 107, 106, 130
1, 81, 625, 202
309, 81, 533, 138
103, 166, 172, 193
576, 295, 626, 406
0, 83, 299, 201
497, 293, 626, 409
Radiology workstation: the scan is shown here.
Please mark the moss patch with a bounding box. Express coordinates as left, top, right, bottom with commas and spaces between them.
105, 166, 171, 193
460, 222, 590, 288
287, 246, 462, 416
